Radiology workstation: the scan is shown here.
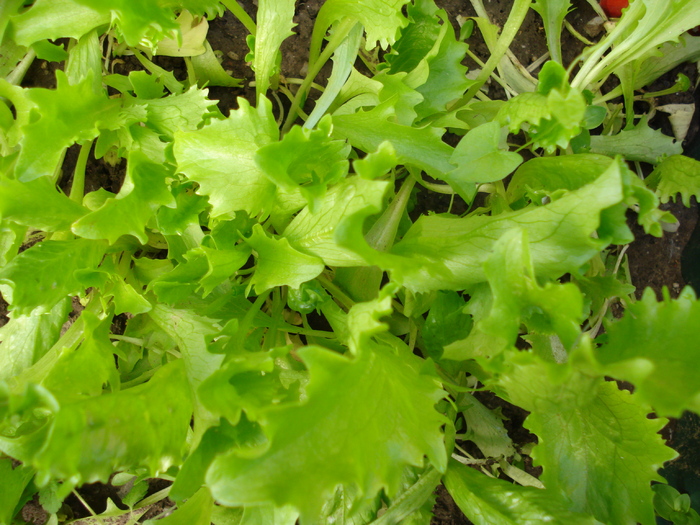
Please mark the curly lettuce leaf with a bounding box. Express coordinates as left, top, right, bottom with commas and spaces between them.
32, 359, 192, 487
589, 119, 682, 164
595, 287, 700, 417
444, 458, 597, 524
497, 349, 676, 525
16, 71, 123, 181
646, 154, 700, 207
338, 159, 625, 292
252, 0, 295, 97
207, 340, 447, 521
174, 97, 278, 219
72, 152, 176, 244
0, 239, 106, 315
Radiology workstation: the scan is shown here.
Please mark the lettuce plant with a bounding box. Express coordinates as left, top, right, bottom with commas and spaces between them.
1, 0, 700, 523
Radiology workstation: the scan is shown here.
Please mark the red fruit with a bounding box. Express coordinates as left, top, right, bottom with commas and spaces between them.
600, 0, 628, 18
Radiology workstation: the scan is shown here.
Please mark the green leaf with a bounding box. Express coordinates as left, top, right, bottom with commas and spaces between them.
384, 0, 441, 74
174, 97, 278, 219
497, 349, 676, 525
332, 100, 455, 180
16, 71, 123, 181
0, 299, 70, 382
595, 287, 700, 417
339, 160, 624, 292
646, 154, 700, 207
421, 291, 472, 360
589, 119, 682, 164
72, 152, 176, 244
253, 0, 295, 97
248, 224, 325, 293
444, 458, 597, 524
191, 41, 243, 88
283, 176, 390, 266
207, 341, 447, 522
530, 0, 572, 64
449, 122, 523, 184
125, 85, 219, 140
32, 360, 192, 486
255, 116, 350, 212
0, 238, 106, 315
459, 394, 515, 459
148, 304, 223, 440
8, 0, 109, 46
315, 0, 410, 51
0, 176, 86, 232
444, 228, 584, 361
65, 30, 104, 94
143, 487, 213, 525
0, 457, 35, 525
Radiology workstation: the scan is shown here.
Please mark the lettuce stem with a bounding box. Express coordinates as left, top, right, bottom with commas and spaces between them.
220, 0, 256, 36
69, 139, 93, 204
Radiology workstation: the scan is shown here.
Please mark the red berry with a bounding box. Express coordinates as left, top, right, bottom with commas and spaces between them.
600, 0, 628, 18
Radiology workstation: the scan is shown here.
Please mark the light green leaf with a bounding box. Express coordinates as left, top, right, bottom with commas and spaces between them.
148, 304, 223, 441
646, 154, 700, 207
16, 71, 123, 181
596, 287, 700, 417
497, 349, 676, 525
283, 176, 390, 267
33, 360, 192, 486
253, 0, 295, 97
0, 238, 106, 315
384, 0, 442, 74
531, 0, 572, 64
0, 176, 86, 232
444, 228, 584, 361
444, 458, 597, 524
174, 97, 278, 219
255, 116, 350, 212
589, 119, 682, 164
126, 85, 219, 139
248, 224, 325, 293
191, 40, 243, 88
65, 30, 103, 93
72, 152, 176, 244
152, 11, 208, 57
332, 100, 454, 179
0, 457, 35, 525
449, 122, 523, 184
207, 341, 447, 522
0, 299, 70, 382
8, 0, 109, 46
315, 0, 410, 51
338, 160, 624, 292
144, 487, 213, 525
421, 291, 472, 360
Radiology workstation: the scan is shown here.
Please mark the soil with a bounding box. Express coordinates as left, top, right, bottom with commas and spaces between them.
7, 0, 700, 523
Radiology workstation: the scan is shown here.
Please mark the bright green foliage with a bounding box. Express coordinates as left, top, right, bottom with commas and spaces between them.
31, 360, 192, 486
449, 122, 523, 184
207, 340, 447, 522
16, 71, 123, 180
596, 288, 700, 416
444, 459, 597, 524
1, 0, 698, 522
252, 0, 296, 97
646, 154, 700, 206
0, 458, 34, 525
589, 119, 683, 163
72, 152, 176, 244
444, 229, 584, 361
174, 97, 278, 218
0, 239, 106, 314
315, 0, 410, 50
497, 350, 676, 525
255, 116, 350, 212
247, 224, 325, 293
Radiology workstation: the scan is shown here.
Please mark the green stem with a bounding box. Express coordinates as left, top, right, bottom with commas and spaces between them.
456, 0, 532, 107
220, 0, 256, 36
6, 48, 36, 85
317, 273, 355, 310
70, 139, 93, 203
282, 18, 357, 133
236, 289, 271, 352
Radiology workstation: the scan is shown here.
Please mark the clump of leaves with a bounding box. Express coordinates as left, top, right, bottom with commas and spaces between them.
1, 0, 700, 523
